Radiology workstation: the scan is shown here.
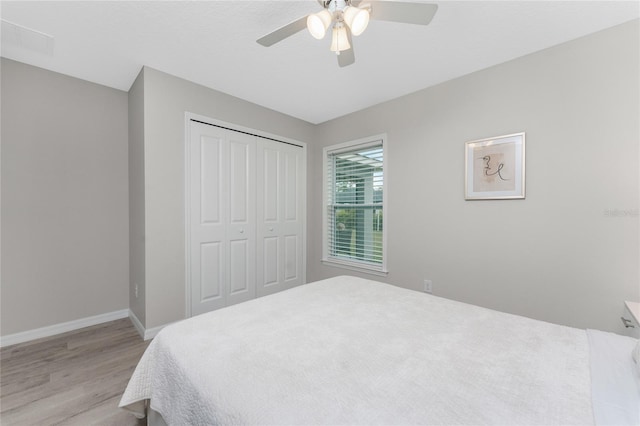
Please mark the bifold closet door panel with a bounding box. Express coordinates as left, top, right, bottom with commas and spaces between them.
189, 122, 256, 316
225, 132, 257, 307
256, 138, 304, 297
189, 122, 226, 316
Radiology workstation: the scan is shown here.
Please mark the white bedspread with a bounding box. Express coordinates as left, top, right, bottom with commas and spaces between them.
120, 276, 594, 425
587, 329, 640, 425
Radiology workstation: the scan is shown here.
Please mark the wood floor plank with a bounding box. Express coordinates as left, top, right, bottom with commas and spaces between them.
55, 395, 144, 426
1, 324, 143, 377
0, 372, 50, 399
1, 352, 142, 413
0, 318, 150, 425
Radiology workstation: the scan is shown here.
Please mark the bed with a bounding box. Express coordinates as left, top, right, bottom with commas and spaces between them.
119, 275, 640, 425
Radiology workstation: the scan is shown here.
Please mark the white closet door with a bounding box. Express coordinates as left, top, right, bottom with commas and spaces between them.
225, 132, 257, 307
189, 122, 256, 316
257, 138, 304, 297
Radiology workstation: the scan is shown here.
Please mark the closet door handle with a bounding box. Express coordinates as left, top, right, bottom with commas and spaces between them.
239, 229, 244, 234
269, 227, 274, 232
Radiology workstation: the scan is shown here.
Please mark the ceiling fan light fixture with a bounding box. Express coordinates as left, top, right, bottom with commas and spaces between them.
343, 6, 369, 36
330, 22, 351, 54
307, 9, 332, 40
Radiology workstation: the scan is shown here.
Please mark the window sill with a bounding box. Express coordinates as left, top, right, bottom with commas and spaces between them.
321, 258, 388, 277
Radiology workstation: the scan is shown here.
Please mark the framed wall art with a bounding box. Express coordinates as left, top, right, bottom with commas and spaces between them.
465, 132, 525, 200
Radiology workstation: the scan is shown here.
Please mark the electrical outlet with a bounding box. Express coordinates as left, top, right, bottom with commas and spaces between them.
423, 279, 433, 294
134, 283, 139, 298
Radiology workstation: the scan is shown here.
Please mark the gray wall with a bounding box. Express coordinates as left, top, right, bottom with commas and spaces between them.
309, 20, 639, 334
128, 68, 146, 325
139, 67, 316, 329
1, 58, 129, 335
1, 20, 637, 337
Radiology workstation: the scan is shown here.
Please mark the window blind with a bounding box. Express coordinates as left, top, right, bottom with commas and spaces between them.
326, 141, 384, 269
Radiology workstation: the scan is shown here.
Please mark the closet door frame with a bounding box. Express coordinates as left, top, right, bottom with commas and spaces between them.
184, 112, 307, 319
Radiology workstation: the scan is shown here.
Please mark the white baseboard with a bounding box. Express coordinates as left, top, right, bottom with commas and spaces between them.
128, 309, 168, 341
143, 324, 166, 340
128, 309, 146, 339
0, 309, 130, 347
142, 323, 165, 340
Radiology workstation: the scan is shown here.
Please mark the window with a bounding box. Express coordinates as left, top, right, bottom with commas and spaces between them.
322, 135, 387, 275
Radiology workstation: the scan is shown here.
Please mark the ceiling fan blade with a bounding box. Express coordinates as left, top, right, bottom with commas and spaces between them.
338, 30, 355, 67
257, 16, 308, 47
366, 1, 438, 26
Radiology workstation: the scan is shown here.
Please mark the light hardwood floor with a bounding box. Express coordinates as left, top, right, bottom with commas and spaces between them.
1, 318, 150, 425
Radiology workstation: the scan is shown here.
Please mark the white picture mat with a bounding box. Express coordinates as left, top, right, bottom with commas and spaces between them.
465, 132, 525, 199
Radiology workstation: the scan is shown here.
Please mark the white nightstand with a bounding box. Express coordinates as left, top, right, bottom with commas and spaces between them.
622, 301, 640, 338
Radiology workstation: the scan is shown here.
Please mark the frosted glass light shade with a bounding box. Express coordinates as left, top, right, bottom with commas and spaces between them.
343, 6, 369, 36
330, 23, 351, 53
307, 9, 332, 40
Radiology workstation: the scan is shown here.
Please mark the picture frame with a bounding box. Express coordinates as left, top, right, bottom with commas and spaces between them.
465, 132, 525, 200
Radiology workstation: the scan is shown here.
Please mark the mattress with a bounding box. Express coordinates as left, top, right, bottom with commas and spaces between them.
119, 275, 627, 425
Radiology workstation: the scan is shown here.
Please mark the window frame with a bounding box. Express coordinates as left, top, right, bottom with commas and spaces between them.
322, 134, 388, 276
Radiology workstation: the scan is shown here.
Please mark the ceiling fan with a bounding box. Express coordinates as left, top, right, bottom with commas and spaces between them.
257, 0, 438, 67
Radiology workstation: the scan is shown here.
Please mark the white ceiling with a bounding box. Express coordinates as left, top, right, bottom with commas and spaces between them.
1, 1, 638, 124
